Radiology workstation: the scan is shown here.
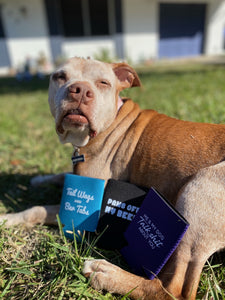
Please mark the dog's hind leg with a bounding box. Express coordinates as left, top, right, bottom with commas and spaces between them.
161, 161, 225, 299
160, 241, 207, 300
0, 205, 60, 226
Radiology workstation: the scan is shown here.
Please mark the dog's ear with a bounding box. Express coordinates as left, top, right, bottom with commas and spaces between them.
112, 62, 141, 91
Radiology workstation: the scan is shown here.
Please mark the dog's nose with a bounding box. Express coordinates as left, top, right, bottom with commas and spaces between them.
68, 82, 94, 104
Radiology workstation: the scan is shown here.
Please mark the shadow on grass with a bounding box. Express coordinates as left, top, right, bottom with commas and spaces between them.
0, 172, 62, 213
0, 76, 50, 95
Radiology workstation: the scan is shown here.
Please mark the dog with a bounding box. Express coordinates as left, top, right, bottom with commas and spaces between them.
1, 57, 225, 300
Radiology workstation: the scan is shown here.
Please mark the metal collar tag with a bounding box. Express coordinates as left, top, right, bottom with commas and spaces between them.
71, 147, 85, 165
71, 154, 85, 165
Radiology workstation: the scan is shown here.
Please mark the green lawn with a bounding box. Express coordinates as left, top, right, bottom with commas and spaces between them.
0, 62, 225, 299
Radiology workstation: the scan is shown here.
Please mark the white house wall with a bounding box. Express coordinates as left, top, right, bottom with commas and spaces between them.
0, 0, 51, 69
123, 0, 158, 62
7, 38, 51, 69
204, 0, 225, 55
62, 37, 116, 60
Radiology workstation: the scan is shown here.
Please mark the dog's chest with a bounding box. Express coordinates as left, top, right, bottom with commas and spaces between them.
73, 150, 130, 182
73, 159, 110, 180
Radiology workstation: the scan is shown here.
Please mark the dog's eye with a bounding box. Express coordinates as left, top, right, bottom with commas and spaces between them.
101, 80, 109, 85
52, 71, 67, 84
97, 79, 111, 88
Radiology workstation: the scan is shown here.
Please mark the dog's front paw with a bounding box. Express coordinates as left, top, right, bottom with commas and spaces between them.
82, 259, 122, 292
83, 259, 149, 299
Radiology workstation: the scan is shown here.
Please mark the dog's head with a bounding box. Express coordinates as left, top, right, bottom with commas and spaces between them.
48, 57, 141, 146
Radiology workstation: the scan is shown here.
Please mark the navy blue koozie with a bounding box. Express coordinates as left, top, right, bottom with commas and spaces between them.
120, 187, 189, 279
59, 174, 105, 239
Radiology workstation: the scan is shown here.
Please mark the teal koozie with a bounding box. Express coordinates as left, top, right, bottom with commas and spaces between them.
59, 174, 105, 239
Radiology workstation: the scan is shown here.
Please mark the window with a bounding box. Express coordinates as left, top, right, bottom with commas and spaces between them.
60, 0, 109, 37
45, 0, 122, 37
89, 0, 109, 36
45, 0, 62, 36
0, 5, 5, 38
60, 0, 84, 37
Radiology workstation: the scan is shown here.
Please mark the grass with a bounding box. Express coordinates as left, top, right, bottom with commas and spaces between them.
0, 61, 225, 299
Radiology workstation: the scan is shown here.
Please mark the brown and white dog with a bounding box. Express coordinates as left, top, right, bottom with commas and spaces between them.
1, 57, 225, 300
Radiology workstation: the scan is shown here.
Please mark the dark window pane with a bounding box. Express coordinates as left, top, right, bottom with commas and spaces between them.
0, 5, 5, 38
60, 0, 84, 37
44, 0, 62, 36
160, 4, 206, 38
89, 0, 109, 36
115, 0, 122, 33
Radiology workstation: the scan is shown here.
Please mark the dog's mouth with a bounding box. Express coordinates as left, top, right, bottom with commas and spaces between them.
57, 108, 98, 138
63, 109, 89, 126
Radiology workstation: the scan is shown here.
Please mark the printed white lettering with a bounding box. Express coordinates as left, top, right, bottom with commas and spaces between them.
66, 187, 94, 203
107, 199, 126, 209
77, 190, 94, 203
107, 198, 113, 205
67, 188, 77, 196
127, 205, 139, 213
122, 211, 128, 219
127, 213, 134, 221
65, 202, 75, 211
137, 215, 164, 249
105, 206, 116, 215
77, 205, 89, 215
117, 210, 122, 217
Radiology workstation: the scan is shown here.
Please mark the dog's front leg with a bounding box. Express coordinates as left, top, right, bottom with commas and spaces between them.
83, 259, 173, 300
31, 173, 66, 187
0, 205, 60, 226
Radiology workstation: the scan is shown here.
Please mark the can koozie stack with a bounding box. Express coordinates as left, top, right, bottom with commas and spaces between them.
59, 174, 189, 279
